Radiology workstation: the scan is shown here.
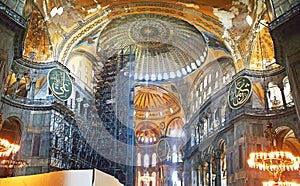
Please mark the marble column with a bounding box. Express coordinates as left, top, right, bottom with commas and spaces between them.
200, 163, 205, 186
28, 71, 39, 100
206, 155, 213, 186
183, 159, 191, 186
215, 150, 222, 186
179, 172, 183, 186
265, 87, 270, 109
195, 166, 200, 186
76, 97, 83, 114
218, 106, 222, 127
279, 86, 287, 108
83, 103, 89, 120
12, 73, 22, 99
195, 126, 198, 145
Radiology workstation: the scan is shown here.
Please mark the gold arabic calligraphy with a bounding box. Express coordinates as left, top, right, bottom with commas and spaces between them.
51, 73, 70, 95
228, 77, 252, 109
48, 69, 72, 101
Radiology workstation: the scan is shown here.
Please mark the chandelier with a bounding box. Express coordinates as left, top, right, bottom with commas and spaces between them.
247, 122, 300, 184
262, 181, 300, 186
248, 151, 300, 181
0, 138, 28, 169
140, 171, 153, 183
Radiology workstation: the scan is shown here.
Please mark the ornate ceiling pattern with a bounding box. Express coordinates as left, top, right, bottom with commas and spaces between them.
99, 14, 208, 82
134, 85, 181, 121
21, 0, 276, 72
135, 121, 160, 145
23, 9, 53, 62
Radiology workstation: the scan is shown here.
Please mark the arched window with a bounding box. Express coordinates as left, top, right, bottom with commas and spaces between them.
203, 118, 208, 136
172, 171, 181, 186
214, 110, 219, 129
200, 82, 203, 92
215, 80, 219, 90
283, 77, 293, 105
172, 145, 178, 162
78, 70, 81, 79
221, 104, 226, 124
152, 153, 157, 167
268, 82, 283, 108
137, 153, 141, 166
191, 127, 195, 147
195, 125, 199, 144
144, 154, 149, 167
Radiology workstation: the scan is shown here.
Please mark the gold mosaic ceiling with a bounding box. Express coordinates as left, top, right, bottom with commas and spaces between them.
22, 0, 276, 70
134, 85, 181, 121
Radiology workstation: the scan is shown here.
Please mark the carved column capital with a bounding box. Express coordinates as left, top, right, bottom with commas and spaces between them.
76, 97, 83, 103
83, 103, 89, 108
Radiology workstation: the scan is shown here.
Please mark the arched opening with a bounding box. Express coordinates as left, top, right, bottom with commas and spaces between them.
219, 140, 227, 186
0, 117, 22, 144
166, 118, 184, 138
275, 126, 300, 181
267, 82, 283, 108
0, 117, 22, 177
282, 77, 293, 106
4, 72, 30, 98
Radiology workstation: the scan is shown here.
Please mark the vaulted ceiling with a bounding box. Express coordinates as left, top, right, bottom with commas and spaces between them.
22, 0, 276, 71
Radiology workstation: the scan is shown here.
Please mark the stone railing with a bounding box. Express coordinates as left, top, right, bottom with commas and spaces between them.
2, 94, 53, 110
0, 1, 27, 27
269, 2, 300, 30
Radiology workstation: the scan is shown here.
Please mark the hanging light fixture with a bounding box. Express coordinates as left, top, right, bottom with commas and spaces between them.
247, 122, 300, 184
262, 181, 300, 186
0, 138, 28, 169
140, 171, 153, 183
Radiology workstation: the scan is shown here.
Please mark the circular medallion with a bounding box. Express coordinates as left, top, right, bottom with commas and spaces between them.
129, 19, 172, 48
156, 138, 170, 160
48, 68, 73, 101
228, 76, 252, 109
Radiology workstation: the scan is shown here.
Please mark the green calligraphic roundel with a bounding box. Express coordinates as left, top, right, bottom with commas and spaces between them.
156, 139, 170, 160
228, 76, 252, 109
48, 68, 73, 101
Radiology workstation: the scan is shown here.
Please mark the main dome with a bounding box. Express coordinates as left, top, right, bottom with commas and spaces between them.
98, 14, 208, 82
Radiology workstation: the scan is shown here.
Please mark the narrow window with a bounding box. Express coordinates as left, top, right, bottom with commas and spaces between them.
32, 134, 41, 156
239, 145, 243, 169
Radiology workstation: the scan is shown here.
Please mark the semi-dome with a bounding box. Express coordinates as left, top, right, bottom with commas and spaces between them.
134, 85, 181, 120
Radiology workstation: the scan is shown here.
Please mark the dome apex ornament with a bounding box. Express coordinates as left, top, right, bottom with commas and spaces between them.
228, 76, 252, 109
99, 14, 208, 82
